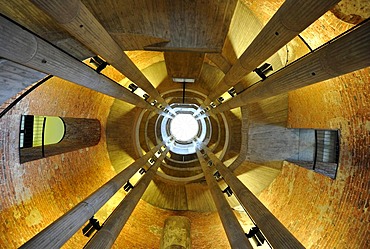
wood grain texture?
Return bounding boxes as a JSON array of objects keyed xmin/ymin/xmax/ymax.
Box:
[
  {"xmin": 0, "ymin": 0, "xmax": 93, "ymax": 60},
  {"xmin": 20, "ymin": 144, "xmax": 161, "ymax": 248},
  {"xmin": 207, "ymin": 0, "xmax": 341, "ymax": 103},
  {"xmin": 205, "ymin": 147, "xmax": 304, "ymax": 248},
  {"xmin": 197, "ymin": 149, "xmax": 252, "ymax": 249},
  {"xmin": 31, "ymin": 0, "xmax": 168, "ymax": 108},
  {"xmin": 0, "ymin": 16, "xmax": 154, "ymax": 110},
  {"xmin": 0, "ymin": 60, "xmax": 46, "ymax": 106},
  {"xmin": 82, "ymin": 0, "xmax": 238, "ymax": 52},
  {"xmin": 84, "ymin": 148, "xmax": 169, "ymax": 249},
  {"xmin": 215, "ymin": 21, "xmax": 370, "ymax": 112},
  {"xmin": 164, "ymin": 52, "xmax": 204, "ymax": 80}
]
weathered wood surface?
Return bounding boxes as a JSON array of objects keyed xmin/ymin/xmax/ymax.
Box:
[
  {"xmin": 204, "ymin": 147, "xmax": 305, "ymax": 248},
  {"xmin": 196, "ymin": 149, "xmax": 252, "ymax": 249},
  {"xmin": 0, "ymin": 16, "xmax": 155, "ymax": 110},
  {"xmin": 214, "ymin": 20, "xmax": 370, "ymax": 113},
  {"xmin": 205, "ymin": 0, "xmax": 341, "ymax": 105},
  {"xmin": 20, "ymin": 144, "xmax": 163, "ymax": 249}
]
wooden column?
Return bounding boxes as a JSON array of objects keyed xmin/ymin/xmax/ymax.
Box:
[
  {"xmin": 31, "ymin": 0, "xmax": 168, "ymax": 109},
  {"xmin": 203, "ymin": 147, "xmax": 305, "ymax": 249},
  {"xmin": 204, "ymin": 0, "xmax": 340, "ymax": 105},
  {"xmin": 0, "ymin": 15, "xmax": 156, "ymax": 111},
  {"xmin": 20, "ymin": 144, "xmax": 163, "ymax": 249},
  {"xmin": 196, "ymin": 149, "xmax": 252, "ymax": 249},
  {"xmin": 84, "ymin": 147, "xmax": 170, "ymax": 249},
  {"xmin": 214, "ymin": 20, "xmax": 370, "ymax": 113}
]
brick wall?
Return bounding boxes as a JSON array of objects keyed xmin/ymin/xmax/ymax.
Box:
[
  {"xmin": 0, "ymin": 73, "xmax": 230, "ymax": 248},
  {"xmin": 0, "ymin": 76, "xmax": 116, "ymax": 248},
  {"xmin": 259, "ymin": 68, "xmax": 369, "ymax": 248},
  {"xmin": 244, "ymin": 1, "xmax": 369, "ymax": 247}
]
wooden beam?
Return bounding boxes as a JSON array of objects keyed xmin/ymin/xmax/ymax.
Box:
[
  {"xmin": 213, "ymin": 20, "xmax": 370, "ymax": 113},
  {"xmin": 145, "ymin": 45, "xmax": 220, "ymax": 53},
  {"xmin": 203, "ymin": 147, "xmax": 305, "ymax": 249},
  {"xmin": 204, "ymin": 0, "xmax": 341, "ymax": 105},
  {"xmin": 31, "ymin": 0, "xmax": 168, "ymax": 108},
  {"xmin": 84, "ymin": 148, "xmax": 169, "ymax": 249},
  {"xmin": 196, "ymin": 149, "xmax": 252, "ymax": 249},
  {"xmin": 164, "ymin": 52, "xmax": 205, "ymax": 80},
  {"xmin": 0, "ymin": 15, "xmax": 155, "ymax": 111},
  {"xmin": 206, "ymin": 53, "xmax": 232, "ymax": 73},
  {"xmin": 0, "ymin": 59, "xmax": 46, "ymax": 106},
  {"xmin": 20, "ymin": 144, "xmax": 163, "ymax": 249}
]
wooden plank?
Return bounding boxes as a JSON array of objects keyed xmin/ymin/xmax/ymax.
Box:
[
  {"xmin": 83, "ymin": 0, "xmax": 237, "ymax": 51},
  {"xmin": 205, "ymin": 148, "xmax": 304, "ymax": 248},
  {"xmin": 31, "ymin": 0, "xmax": 168, "ymax": 108},
  {"xmin": 214, "ymin": 21, "xmax": 370, "ymax": 113},
  {"xmin": 206, "ymin": 0, "xmax": 341, "ymax": 104},
  {"xmin": 0, "ymin": 60, "xmax": 46, "ymax": 106},
  {"xmin": 164, "ymin": 52, "xmax": 204, "ymax": 80},
  {"xmin": 0, "ymin": 16, "xmax": 154, "ymax": 110}
]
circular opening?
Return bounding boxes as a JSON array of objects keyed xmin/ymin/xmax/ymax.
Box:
[{"xmin": 170, "ymin": 114, "xmax": 199, "ymax": 142}]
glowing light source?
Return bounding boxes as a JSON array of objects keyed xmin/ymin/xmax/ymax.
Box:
[{"xmin": 170, "ymin": 114, "xmax": 199, "ymax": 142}]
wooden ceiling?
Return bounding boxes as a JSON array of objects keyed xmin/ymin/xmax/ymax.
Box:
[
  {"xmin": 0, "ymin": 0, "xmax": 239, "ymax": 90},
  {"xmin": 164, "ymin": 52, "xmax": 204, "ymax": 80},
  {"xmin": 82, "ymin": 0, "xmax": 238, "ymax": 52}
]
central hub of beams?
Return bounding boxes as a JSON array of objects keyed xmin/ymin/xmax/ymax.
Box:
[{"xmin": 170, "ymin": 114, "xmax": 199, "ymax": 142}]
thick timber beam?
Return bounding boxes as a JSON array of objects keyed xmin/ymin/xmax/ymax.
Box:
[
  {"xmin": 0, "ymin": 15, "xmax": 156, "ymax": 111},
  {"xmin": 31, "ymin": 0, "xmax": 168, "ymax": 109},
  {"xmin": 196, "ymin": 149, "xmax": 252, "ymax": 249},
  {"xmin": 84, "ymin": 147, "xmax": 170, "ymax": 249},
  {"xmin": 203, "ymin": 147, "xmax": 305, "ymax": 249},
  {"xmin": 213, "ymin": 20, "xmax": 370, "ymax": 113},
  {"xmin": 204, "ymin": 0, "xmax": 340, "ymax": 106},
  {"xmin": 20, "ymin": 144, "xmax": 163, "ymax": 249}
]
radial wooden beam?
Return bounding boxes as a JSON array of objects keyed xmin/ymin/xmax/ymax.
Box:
[
  {"xmin": 213, "ymin": 20, "xmax": 370, "ymax": 113},
  {"xmin": 84, "ymin": 148, "xmax": 169, "ymax": 249},
  {"xmin": 31, "ymin": 0, "xmax": 168, "ymax": 109},
  {"xmin": 0, "ymin": 15, "xmax": 156, "ymax": 111},
  {"xmin": 203, "ymin": 147, "xmax": 305, "ymax": 249},
  {"xmin": 206, "ymin": 53, "xmax": 232, "ymax": 74},
  {"xmin": 196, "ymin": 149, "xmax": 252, "ymax": 249},
  {"xmin": 204, "ymin": 0, "xmax": 341, "ymax": 105},
  {"xmin": 20, "ymin": 143, "xmax": 163, "ymax": 249}
]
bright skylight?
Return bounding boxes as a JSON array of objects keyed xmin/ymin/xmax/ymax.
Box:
[{"xmin": 170, "ymin": 114, "xmax": 199, "ymax": 142}]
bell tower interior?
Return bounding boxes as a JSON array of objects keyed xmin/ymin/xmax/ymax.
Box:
[{"xmin": 0, "ymin": 0, "xmax": 369, "ymax": 248}]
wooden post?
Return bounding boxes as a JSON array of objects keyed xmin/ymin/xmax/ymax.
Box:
[
  {"xmin": 0, "ymin": 15, "xmax": 156, "ymax": 111},
  {"xmin": 196, "ymin": 149, "xmax": 252, "ymax": 249},
  {"xmin": 20, "ymin": 144, "xmax": 163, "ymax": 249},
  {"xmin": 214, "ymin": 20, "xmax": 370, "ymax": 113},
  {"xmin": 203, "ymin": 147, "xmax": 305, "ymax": 249},
  {"xmin": 204, "ymin": 0, "xmax": 340, "ymax": 105},
  {"xmin": 84, "ymin": 147, "xmax": 169, "ymax": 249},
  {"xmin": 30, "ymin": 0, "xmax": 168, "ymax": 109}
]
